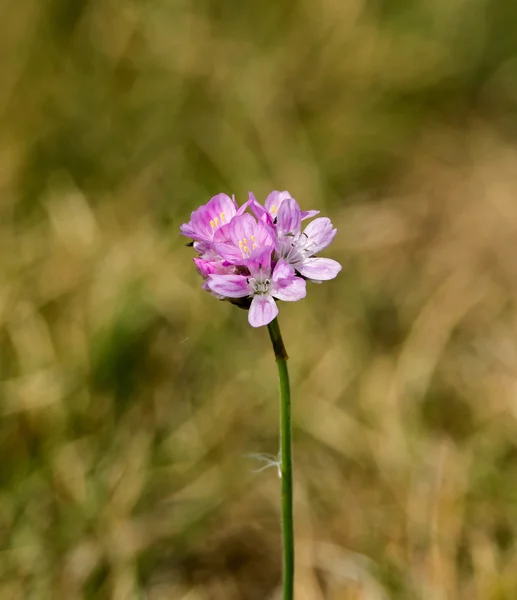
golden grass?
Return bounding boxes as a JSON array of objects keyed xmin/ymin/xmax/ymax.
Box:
[{"xmin": 2, "ymin": 1, "xmax": 517, "ymax": 598}]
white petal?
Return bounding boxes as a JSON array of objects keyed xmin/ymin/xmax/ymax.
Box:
[
  {"xmin": 298, "ymin": 258, "xmax": 342, "ymax": 281},
  {"xmin": 248, "ymin": 295, "xmax": 278, "ymax": 327},
  {"xmin": 273, "ymin": 277, "xmax": 306, "ymax": 302}
]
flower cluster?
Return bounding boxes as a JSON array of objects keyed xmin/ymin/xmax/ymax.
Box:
[{"xmin": 180, "ymin": 191, "xmax": 341, "ymax": 327}]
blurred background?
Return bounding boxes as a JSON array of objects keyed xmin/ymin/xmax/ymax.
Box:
[{"xmin": 2, "ymin": 1, "xmax": 517, "ymax": 598}]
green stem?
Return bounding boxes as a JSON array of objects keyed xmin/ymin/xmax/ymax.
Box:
[{"xmin": 267, "ymin": 316, "xmax": 294, "ymax": 600}]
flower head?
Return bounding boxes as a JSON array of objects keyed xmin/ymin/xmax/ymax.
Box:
[{"xmin": 180, "ymin": 190, "xmax": 341, "ymax": 327}]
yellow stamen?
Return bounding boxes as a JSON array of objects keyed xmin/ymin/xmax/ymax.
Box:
[
  {"xmin": 221, "ymin": 211, "xmax": 225, "ymax": 222},
  {"xmin": 210, "ymin": 219, "xmax": 215, "ymax": 229}
]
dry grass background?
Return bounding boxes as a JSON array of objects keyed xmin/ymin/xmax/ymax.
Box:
[{"xmin": 2, "ymin": 0, "xmax": 517, "ymax": 598}]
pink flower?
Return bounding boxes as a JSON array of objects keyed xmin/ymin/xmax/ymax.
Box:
[
  {"xmin": 257, "ymin": 196, "xmax": 341, "ymax": 282},
  {"xmin": 207, "ymin": 248, "xmax": 306, "ymax": 327},
  {"xmin": 180, "ymin": 193, "xmax": 247, "ymax": 246},
  {"xmin": 213, "ymin": 213, "xmax": 274, "ymax": 265},
  {"xmin": 180, "ymin": 190, "xmax": 340, "ymax": 327}
]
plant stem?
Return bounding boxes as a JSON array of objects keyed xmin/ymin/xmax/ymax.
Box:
[{"xmin": 267, "ymin": 316, "xmax": 294, "ymax": 600}]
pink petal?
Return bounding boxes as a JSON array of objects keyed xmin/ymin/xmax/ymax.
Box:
[
  {"xmin": 213, "ymin": 222, "xmax": 232, "ymax": 244},
  {"xmin": 272, "ymin": 259, "xmax": 296, "ymax": 282},
  {"xmin": 180, "ymin": 223, "xmax": 197, "ymax": 238},
  {"xmin": 180, "ymin": 193, "xmax": 237, "ymax": 242},
  {"xmin": 301, "ymin": 209, "xmax": 320, "ymax": 220},
  {"xmin": 208, "ymin": 193, "xmax": 237, "ymax": 225},
  {"xmin": 194, "ymin": 257, "xmax": 235, "ymax": 278},
  {"xmin": 254, "ymin": 218, "xmax": 275, "ymax": 247},
  {"xmin": 236, "ymin": 194, "xmax": 253, "ymax": 215},
  {"xmin": 213, "ymin": 221, "xmax": 248, "ymax": 263},
  {"xmin": 272, "ymin": 276, "xmax": 306, "ymax": 302},
  {"xmin": 213, "ymin": 242, "xmax": 247, "ymax": 263},
  {"xmin": 297, "ymin": 257, "xmax": 342, "ymax": 281},
  {"xmin": 248, "ymin": 295, "xmax": 278, "ymax": 327},
  {"xmin": 193, "ymin": 240, "xmax": 211, "ymax": 254},
  {"xmin": 207, "ymin": 274, "xmax": 250, "ymax": 298},
  {"xmin": 276, "ymin": 198, "xmax": 302, "ymax": 236},
  {"xmin": 193, "ymin": 257, "xmax": 215, "ymax": 277},
  {"xmin": 265, "ymin": 190, "xmax": 291, "ymax": 214},
  {"xmin": 228, "ymin": 213, "xmax": 258, "ymax": 245},
  {"xmin": 247, "ymin": 246, "xmax": 274, "ymax": 276},
  {"xmin": 249, "ymin": 191, "xmax": 271, "ymax": 223},
  {"xmin": 302, "ymin": 218, "xmax": 337, "ymax": 254}
]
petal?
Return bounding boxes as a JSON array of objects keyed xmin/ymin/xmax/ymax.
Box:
[
  {"xmin": 253, "ymin": 218, "xmax": 275, "ymax": 247},
  {"xmin": 236, "ymin": 193, "xmax": 253, "ymax": 215},
  {"xmin": 179, "ymin": 222, "xmax": 197, "ymax": 238},
  {"xmin": 213, "ymin": 242, "xmax": 247, "ymax": 263},
  {"xmin": 181, "ymin": 220, "xmax": 212, "ymax": 243},
  {"xmin": 194, "ymin": 257, "xmax": 235, "ymax": 277},
  {"xmin": 272, "ymin": 276, "xmax": 307, "ymax": 302},
  {"xmin": 249, "ymin": 191, "xmax": 270, "ymax": 222},
  {"xmin": 301, "ymin": 209, "xmax": 320, "ymax": 220},
  {"xmin": 207, "ymin": 193, "xmax": 237, "ymax": 226},
  {"xmin": 254, "ymin": 218, "xmax": 277, "ymax": 246},
  {"xmin": 228, "ymin": 213, "xmax": 258, "ymax": 245},
  {"xmin": 247, "ymin": 246, "xmax": 274, "ymax": 276},
  {"xmin": 212, "ymin": 220, "xmax": 247, "ymax": 263},
  {"xmin": 193, "ymin": 257, "xmax": 214, "ymax": 277},
  {"xmin": 302, "ymin": 218, "xmax": 337, "ymax": 254},
  {"xmin": 248, "ymin": 295, "xmax": 278, "ymax": 327},
  {"xmin": 265, "ymin": 190, "xmax": 291, "ymax": 214},
  {"xmin": 212, "ymin": 222, "xmax": 233, "ymax": 243},
  {"xmin": 207, "ymin": 274, "xmax": 250, "ymax": 297},
  {"xmin": 180, "ymin": 193, "xmax": 237, "ymax": 242},
  {"xmin": 276, "ymin": 198, "xmax": 302, "ymax": 236},
  {"xmin": 297, "ymin": 257, "xmax": 342, "ymax": 281},
  {"xmin": 192, "ymin": 240, "xmax": 211, "ymax": 254},
  {"xmin": 272, "ymin": 259, "xmax": 296, "ymax": 282},
  {"xmin": 202, "ymin": 279, "xmax": 226, "ymax": 299},
  {"xmin": 213, "ymin": 213, "xmax": 275, "ymax": 264}
]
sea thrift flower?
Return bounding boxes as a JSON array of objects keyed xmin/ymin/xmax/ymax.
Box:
[
  {"xmin": 180, "ymin": 193, "xmax": 246, "ymax": 248},
  {"xmin": 213, "ymin": 213, "xmax": 273, "ymax": 265},
  {"xmin": 180, "ymin": 190, "xmax": 341, "ymax": 327},
  {"xmin": 272, "ymin": 198, "xmax": 341, "ymax": 281}
]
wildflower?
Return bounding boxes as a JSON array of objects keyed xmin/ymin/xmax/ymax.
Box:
[
  {"xmin": 180, "ymin": 191, "xmax": 340, "ymax": 327},
  {"xmin": 213, "ymin": 213, "xmax": 273, "ymax": 265},
  {"xmin": 180, "ymin": 193, "xmax": 245, "ymax": 247},
  {"xmin": 257, "ymin": 196, "xmax": 341, "ymax": 281}
]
